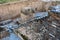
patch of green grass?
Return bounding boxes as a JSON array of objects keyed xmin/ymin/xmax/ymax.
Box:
[{"xmin": 0, "ymin": 0, "xmax": 20, "ymax": 4}]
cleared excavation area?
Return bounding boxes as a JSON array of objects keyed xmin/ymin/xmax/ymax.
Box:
[{"xmin": 0, "ymin": 0, "xmax": 60, "ymax": 40}]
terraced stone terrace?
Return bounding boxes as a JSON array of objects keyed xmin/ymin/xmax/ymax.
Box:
[
  {"xmin": 16, "ymin": 12, "xmax": 60, "ymax": 40},
  {"xmin": 0, "ymin": 11, "xmax": 60, "ymax": 40}
]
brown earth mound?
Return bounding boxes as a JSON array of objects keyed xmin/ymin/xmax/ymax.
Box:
[{"xmin": 0, "ymin": 0, "xmax": 57, "ymax": 21}]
